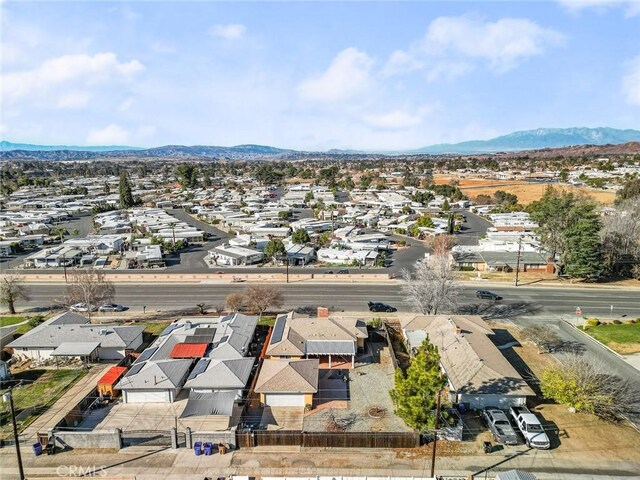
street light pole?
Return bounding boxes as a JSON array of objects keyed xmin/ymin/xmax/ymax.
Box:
[
  {"xmin": 430, "ymin": 388, "xmax": 442, "ymax": 479},
  {"xmin": 285, "ymin": 257, "xmax": 289, "ymax": 284},
  {"xmin": 3, "ymin": 390, "xmax": 25, "ymax": 480},
  {"xmin": 514, "ymin": 236, "xmax": 523, "ymax": 287}
]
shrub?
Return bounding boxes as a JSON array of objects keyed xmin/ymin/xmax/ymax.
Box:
[
  {"xmin": 367, "ymin": 317, "xmax": 383, "ymax": 329},
  {"xmin": 585, "ymin": 318, "xmax": 600, "ymax": 327},
  {"xmin": 612, "ymin": 319, "xmax": 622, "ymax": 324},
  {"xmin": 27, "ymin": 315, "xmax": 45, "ymax": 328}
]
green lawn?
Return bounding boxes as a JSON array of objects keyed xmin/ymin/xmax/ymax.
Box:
[
  {"xmin": 0, "ymin": 316, "xmax": 26, "ymax": 327},
  {"xmin": 258, "ymin": 316, "xmax": 276, "ymax": 327},
  {"xmin": 583, "ymin": 322, "xmax": 640, "ymax": 354},
  {"xmin": 136, "ymin": 321, "xmax": 172, "ymax": 335},
  {"xmin": 0, "ymin": 369, "xmax": 87, "ymax": 437}
]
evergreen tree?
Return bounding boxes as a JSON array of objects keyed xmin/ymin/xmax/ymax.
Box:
[
  {"xmin": 291, "ymin": 228, "xmax": 311, "ymax": 245},
  {"xmin": 264, "ymin": 238, "xmax": 286, "ymax": 261},
  {"xmin": 390, "ymin": 338, "xmax": 446, "ymax": 431},
  {"xmin": 563, "ymin": 206, "xmax": 602, "ymax": 277},
  {"xmin": 119, "ymin": 172, "xmax": 135, "ymax": 209}
]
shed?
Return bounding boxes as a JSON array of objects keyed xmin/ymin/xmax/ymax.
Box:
[
  {"xmin": 97, "ymin": 366, "xmax": 128, "ymax": 397},
  {"xmin": 51, "ymin": 341, "xmax": 100, "ymax": 360}
]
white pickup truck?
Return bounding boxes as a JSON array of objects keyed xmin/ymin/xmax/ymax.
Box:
[{"xmin": 509, "ymin": 406, "xmax": 550, "ymax": 449}]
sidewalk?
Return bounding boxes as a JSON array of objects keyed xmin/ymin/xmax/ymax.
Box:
[
  {"xmin": 2, "ymin": 443, "xmax": 639, "ymax": 480},
  {"xmin": 20, "ymin": 364, "xmax": 112, "ymax": 442}
]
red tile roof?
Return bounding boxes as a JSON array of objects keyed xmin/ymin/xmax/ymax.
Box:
[
  {"xmin": 169, "ymin": 343, "xmax": 208, "ymax": 359},
  {"xmin": 97, "ymin": 366, "xmax": 128, "ymax": 387}
]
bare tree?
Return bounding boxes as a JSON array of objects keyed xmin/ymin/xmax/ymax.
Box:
[
  {"xmin": 600, "ymin": 197, "xmax": 640, "ymax": 278},
  {"xmin": 225, "ymin": 292, "xmax": 245, "ymax": 312},
  {"xmin": 401, "ymin": 254, "xmax": 460, "ymax": 315},
  {"xmin": 428, "ymin": 234, "xmax": 456, "ymax": 256},
  {"xmin": 245, "ymin": 285, "xmax": 284, "ymax": 319},
  {"xmin": 541, "ymin": 353, "xmax": 640, "ymax": 422},
  {"xmin": 0, "ymin": 275, "xmax": 30, "ymax": 314},
  {"xmin": 65, "ymin": 268, "xmax": 115, "ymax": 320},
  {"xmin": 521, "ymin": 324, "xmax": 561, "ymax": 354}
]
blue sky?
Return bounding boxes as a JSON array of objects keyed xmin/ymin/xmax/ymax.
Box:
[{"xmin": 1, "ymin": 1, "xmax": 639, "ymax": 150}]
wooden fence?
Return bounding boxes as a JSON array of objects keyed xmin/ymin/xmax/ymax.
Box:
[{"xmin": 236, "ymin": 430, "xmax": 419, "ymax": 449}]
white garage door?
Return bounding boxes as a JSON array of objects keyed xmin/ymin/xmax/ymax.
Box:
[
  {"xmin": 125, "ymin": 390, "xmax": 170, "ymax": 403},
  {"xmin": 460, "ymin": 394, "xmax": 525, "ymax": 410},
  {"xmin": 264, "ymin": 394, "xmax": 305, "ymax": 407}
]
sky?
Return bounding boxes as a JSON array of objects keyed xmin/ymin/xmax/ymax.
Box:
[{"xmin": 1, "ymin": 0, "xmax": 639, "ymax": 151}]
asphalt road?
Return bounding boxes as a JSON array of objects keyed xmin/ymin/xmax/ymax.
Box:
[{"xmin": 15, "ymin": 282, "xmax": 640, "ymax": 320}]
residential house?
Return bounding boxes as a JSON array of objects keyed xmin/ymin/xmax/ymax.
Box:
[
  {"xmin": 254, "ymin": 358, "xmax": 319, "ymax": 407},
  {"xmin": 401, "ymin": 315, "xmax": 535, "ymax": 409}
]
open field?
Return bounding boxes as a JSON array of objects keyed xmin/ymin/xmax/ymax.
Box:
[
  {"xmin": 582, "ymin": 321, "xmax": 640, "ymax": 354},
  {"xmin": 434, "ymin": 174, "xmax": 617, "ymax": 205}
]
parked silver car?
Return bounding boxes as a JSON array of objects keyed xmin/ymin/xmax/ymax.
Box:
[{"xmin": 482, "ymin": 408, "xmax": 519, "ymax": 445}]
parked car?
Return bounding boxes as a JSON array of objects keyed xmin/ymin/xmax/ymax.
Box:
[
  {"xmin": 337, "ymin": 269, "xmax": 349, "ymax": 274},
  {"xmin": 368, "ymin": 301, "xmax": 397, "ymax": 313},
  {"xmin": 510, "ymin": 405, "xmax": 550, "ymax": 449},
  {"xmin": 482, "ymin": 408, "xmax": 519, "ymax": 445},
  {"xmin": 325, "ymin": 270, "xmax": 334, "ymax": 274},
  {"xmin": 476, "ymin": 290, "xmax": 502, "ymax": 301},
  {"xmin": 70, "ymin": 303, "xmax": 97, "ymax": 312},
  {"xmin": 98, "ymin": 303, "xmax": 125, "ymax": 312}
]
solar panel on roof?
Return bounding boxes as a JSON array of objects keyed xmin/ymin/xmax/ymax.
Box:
[
  {"xmin": 127, "ymin": 361, "xmax": 146, "ymax": 376},
  {"xmin": 185, "ymin": 334, "xmax": 214, "ymax": 344},
  {"xmin": 194, "ymin": 327, "xmax": 216, "ymax": 336},
  {"xmin": 137, "ymin": 347, "xmax": 157, "ymax": 362},
  {"xmin": 271, "ymin": 315, "xmax": 286, "ymax": 343},
  {"xmin": 187, "ymin": 358, "xmax": 210, "ymax": 381}
]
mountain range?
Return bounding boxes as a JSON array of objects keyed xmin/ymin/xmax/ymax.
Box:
[{"xmin": 2, "ymin": 127, "xmax": 639, "ymax": 159}]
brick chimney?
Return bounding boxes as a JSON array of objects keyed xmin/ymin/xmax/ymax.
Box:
[
  {"xmin": 455, "ymin": 326, "xmax": 462, "ymax": 336},
  {"xmin": 317, "ymin": 306, "xmax": 329, "ymax": 318}
]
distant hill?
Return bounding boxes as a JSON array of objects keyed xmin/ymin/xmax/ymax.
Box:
[
  {"xmin": 0, "ymin": 143, "xmax": 294, "ymax": 160},
  {"xmin": 413, "ymin": 127, "xmax": 640, "ymax": 154},
  {"xmin": 0, "ymin": 141, "xmax": 142, "ymax": 152}
]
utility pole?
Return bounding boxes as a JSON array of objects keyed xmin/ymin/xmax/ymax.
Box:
[
  {"xmin": 62, "ymin": 252, "xmax": 68, "ymax": 283},
  {"xmin": 3, "ymin": 391, "xmax": 25, "ymax": 480},
  {"xmin": 430, "ymin": 388, "xmax": 442, "ymax": 479},
  {"xmin": 514, "ymin": 236, "xmax": 523, "ymax": 287}
]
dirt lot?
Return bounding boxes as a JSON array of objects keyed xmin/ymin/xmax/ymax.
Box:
[
  {"xmin": 435, "ymin": 174, "xmax": 617, "ymax": 205},
  {"xmin": 488, "ymin": 322, "xmax": 640, "ymax": 462}
]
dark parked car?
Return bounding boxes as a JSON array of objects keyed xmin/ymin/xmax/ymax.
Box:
[
  {"xmin": 482, "ymin": 408, "xmax": 519, "ymax": 445},
  {"xmin": 476, "ymin": 290, "xmax": 502, "ymax": 301},
  {"xmin": 337, "ymin": 269, "xmax": 349, "ymax": 274},
  {"xmin": 368, "ymin": 301, "xmax": 397, "ymax": 313}
]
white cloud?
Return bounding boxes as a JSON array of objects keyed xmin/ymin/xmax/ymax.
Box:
[
  {"xmin": 86, "ymin": 124, "xmax": 129, "ymax": 145},
  {"xmin": 422, "ymin": 16, "xmax": 565, "ymax": 72},
  {"xmin": 1, "ymin": 52, "xmax": 144, "ymax": 102},
  {"xmin": 622, "ymin": 56, "xmax": 640, "ymax": 106},
  {"xmin": 56, "ymin": 91, "xmax": 91, "ymax": 109},
  {"xmin": 557, "ymin": 0, "xmax": 640, "ymax": 17},
  {"xmin": 362, "ymin": 109, "xmax": 424, "ymax": 130},
  {"xmin": 118, "ymin": 97, "xmax": 135, "ymax": 112},
  {"xmin": 297, "ymin": 47, "xmax": 374, "ymax": 103},
  {"xmin": 383, "ymin": 50, "xmax": 423, "ymax": 77},
  {"xmin": 425, "ymin": 61, "xmax": 474, "ymax": 82},
  {"xmin": 208, "ymin": 24, "xmax": 246, "ymax": 40}
]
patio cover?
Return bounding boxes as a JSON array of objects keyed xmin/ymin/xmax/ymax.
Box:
[
  {"xmin": 180, "ymin": 390, "xmax": 237, "ymax": 418},
  {"xmin": 51, "ymin": 341, "xmax": 100, "ymax": 357}
]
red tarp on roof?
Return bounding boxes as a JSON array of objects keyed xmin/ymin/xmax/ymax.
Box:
[
  {"xmin": 97, "ymin": 366, "xmax": 128, "ymax": 386},
  {"xmin": 169, "ymin": 343, "xmax": 208, "ymax": 359}
]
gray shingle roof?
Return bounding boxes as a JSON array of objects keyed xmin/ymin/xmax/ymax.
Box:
[
  {"xmin": 116, "ymin": 359, "xmax": 192, "ymax": 390},
  {"xmin": 255, "ymin": 359, "xmax": 319, "ymax": 394},
  {"xmin": 184, "ymin": 358, "xmax": 254, "ymax": 389},
  {"xmin": 8, "ymin": 324, "xmax": 144, "ymax": 349}
]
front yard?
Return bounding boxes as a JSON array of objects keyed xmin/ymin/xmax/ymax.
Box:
[
  {"xmin": 0, "ymin": 368, "xmax": 87, "ymax": 438},
  {"xmin": 581, "ymin": 321, "xmax": 640, "ymax": 354}
]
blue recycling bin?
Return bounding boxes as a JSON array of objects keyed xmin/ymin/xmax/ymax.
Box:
[
  {"xmin": 194, "ymin": 441, "xmax": 202, "ymax": 456},
  {"xmin": 33, "ymin": 443, "xmax": 42, "ymax": 456},
  {"xmin": 203, "ymin": 442, "xmax": 213, "ymax": 455}
]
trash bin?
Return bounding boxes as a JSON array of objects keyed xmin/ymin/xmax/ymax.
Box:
[
  {"xmin": 194, "ymin": 441, "xmax": 202, "ymax": 456},
  {"xmin": 483, "ymin": 441, "xmax": 493, "ymax": 454},
  {"xmin": 218, "ymin": 443, "xmax": 226, "ymax": 455},
  {"xmin": 33, "ymin": 443, "xmax": 42, "ymax": 456},
  {"xmin": 203, "ymin": 442, "xmax": 213, "ymax": 455}
]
